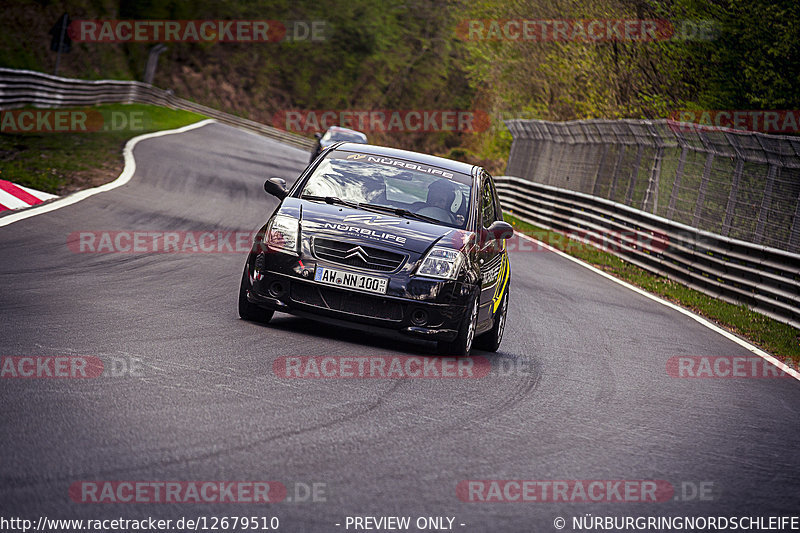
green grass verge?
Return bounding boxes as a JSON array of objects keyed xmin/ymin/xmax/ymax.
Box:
[
  {"xmin": 0, "ymin": 104, "xmax": 206, "ymax": 195},
  {"xmin": 505, "ymin": 213, "xmax": 800, "ymax": 365}
]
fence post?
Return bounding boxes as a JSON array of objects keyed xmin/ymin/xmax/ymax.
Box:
[
  {"xmin": 721, "ymin": 132, "xmax": 745, "ymax": 237},
  {"xmin": 754, "ymin": 164, "xmax": 777, "ymax": 244},
  {"xmin": 720, "ymin": 159, "xmax": 744, "ymax": 236},
  {"xmin": 692, "ymin": 131, "xmax": 715, "ymax": 228},
  {"xmin": 641, "ymin": 122, "xmax": 663, "ymax": 213},
  {"xmin": 504, "ymin": 120, "xmax": 521, "ymax": 177},
  {"xmin": 608, "ymin": 123, "xmax": 626, "ymax": 202},
  {"xmin": 625, "ymin": 142, "xmax": 643, "ymax": 205},
  {"xmin": 789, "ymin": 189, "xmax": 800, "ymax": 254},
  {"xmin": 752, "ymin": 134, "xmax": 780, "ymax": 245},
  {"xmin": 591, "ymin": 143, "xmax": 609, "ymax": 197},
  {"xmin": 522, "ymin": 122, "xmax": 540, "ymax": 182}
]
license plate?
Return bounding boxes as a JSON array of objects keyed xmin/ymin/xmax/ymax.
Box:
[{"xmin": 314, "ymin": 267, "xmax": 388, "ymax": 294}]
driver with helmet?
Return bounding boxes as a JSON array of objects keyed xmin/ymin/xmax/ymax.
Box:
[{"xmin": 427, "ymin": 179, "xmax": 456, "ymax": 211}]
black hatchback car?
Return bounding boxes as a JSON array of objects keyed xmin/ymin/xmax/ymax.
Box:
[{"xmin": 239, "ymin": 143, "xmax": 513, "ymax": 355}]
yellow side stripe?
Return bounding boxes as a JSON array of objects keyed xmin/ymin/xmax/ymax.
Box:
[{"xmin": 492, "ymin": 254, "xmax": 509, "ymax": 313}]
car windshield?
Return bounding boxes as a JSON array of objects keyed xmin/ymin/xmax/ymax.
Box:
[{"xmin": 300, "ymin": 151, "xmax": 472, "ymax": 228}]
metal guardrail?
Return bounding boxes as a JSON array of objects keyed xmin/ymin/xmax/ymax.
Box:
[
  {"xmin": 0, "ymin": 67, "xmax": 316, "ymax": 150},
  {"xmin": 496, "ymin": 176, "xmax": 800, "ymax": 329}
]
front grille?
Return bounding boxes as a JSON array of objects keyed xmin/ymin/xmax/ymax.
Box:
[
  {"xmin": 291, "ymin": 282, "xmax": 403, "ymax": 321},
  {"xmin": 313, "ymin": 238, "xmax": 405, "ymax": 272}
]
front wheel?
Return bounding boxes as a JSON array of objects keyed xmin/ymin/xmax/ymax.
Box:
[
  {"xmin": 474, "ymin": 287, "xmax": 508, "ymax": 352},
  {"xmin": 238, "ymin": 265, "xmax": 274, "ymax": 324},
  {"xmin": 437, "ymin": 296, "xmax": 479, "ymax": 356}
]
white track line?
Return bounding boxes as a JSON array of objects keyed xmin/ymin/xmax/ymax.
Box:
[
  {"xmin": 0, "ymin": 119, "xmax": 217, "ymax": 228},
  {"xmin": 514, "ymin": 230, "xmax": 800, "ymax": 383}
]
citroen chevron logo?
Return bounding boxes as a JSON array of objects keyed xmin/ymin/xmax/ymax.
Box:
[{"xmin": 344, "ymin": 246, "xmax": 370, "ymax": 263}]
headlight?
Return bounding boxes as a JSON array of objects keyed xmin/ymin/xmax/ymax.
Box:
[
  {"xmin": 267, "ymin": 214, "xmax": 299, "ymax": 255},
  {"xmin": 417, "ymin": 247, "xmax": 464, "ymax": 280}
]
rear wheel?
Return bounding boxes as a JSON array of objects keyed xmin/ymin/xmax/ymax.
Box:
[
  {"xmin": 474, "ymin": 287, "xmax": 508, "ymax": 352},
  {"xmin": 238, "ymin": 265, "xmax": 274, "ymax": 323},
  {"xmin": 437, "ymin": 296, "xmax": 478, "ymax": 356}
]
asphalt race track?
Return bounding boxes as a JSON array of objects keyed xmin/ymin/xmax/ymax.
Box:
[{"xmin": 1, "ymin": 121, "xmax": 799, "ymax": 532}]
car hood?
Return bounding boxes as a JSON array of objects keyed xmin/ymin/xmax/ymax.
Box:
[{"xmin": 280, "ymin": 198, "xmax": 467, "ymax": 255}]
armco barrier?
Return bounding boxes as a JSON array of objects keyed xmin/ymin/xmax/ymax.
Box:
[
  {"xmin": 496, "ymin": 176, "xmax": 800, "ymax": 329},
  {"xmin": 0, "ymin": 67, "xmax": 315, "ymax": 150}
]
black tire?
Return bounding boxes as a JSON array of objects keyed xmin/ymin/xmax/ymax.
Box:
[
  {"xmin": 474, "ymin": 286, "xmax": 508, "ymax": 352},
  {"xmin": 437, "ymin": 295, "xmax": 479, "ymax": 356},
  {"xmin": 238, "ymin": 265, "xmax": 274, "ymax": 324}
]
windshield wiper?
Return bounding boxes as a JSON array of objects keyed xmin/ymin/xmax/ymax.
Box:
[
  {"xmin": 301, "ymin": 195, "xmax": 360, "ymax": 209},
  {"xmin": 359, "ymin": 203, "xmax": 441, "ymax": 224}
]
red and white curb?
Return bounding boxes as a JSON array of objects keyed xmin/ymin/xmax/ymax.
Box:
[{"xmin": 0, "ymin": 180, "xmax": 58, "ymax": 211}]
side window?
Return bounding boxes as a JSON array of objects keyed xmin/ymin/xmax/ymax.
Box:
[
  {"xmin": 481, "ymin": 177, "xmax": 496, "ymax": 229},
  {"xmin": 490, "ymin": 175, "xmax": 504, "ymax": 221}
]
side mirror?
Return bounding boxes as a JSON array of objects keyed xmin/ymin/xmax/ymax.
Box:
[
  {"xmin": 314, "ymin": 132, "xmax": 322, "ymax": 140},
  {"xmin": 487, "ymin": 220, "xmax": 514, "ymax": 240},
  {"xmin": 264, "ymin": 177, "xmax": 287, "ymax": 200}
]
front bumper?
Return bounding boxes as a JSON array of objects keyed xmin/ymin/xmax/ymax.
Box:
[{"xmin": 245, "ymin": 250, "xmax": 471, "ymax": 342}]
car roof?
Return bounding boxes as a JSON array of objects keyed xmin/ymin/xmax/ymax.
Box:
[
  {"xmin": 333, "ymin": 143, "xmax": 478, "ymax": 177},
  {"xmin": 327, "ymin": 126, "xmax": 367, "ymax": 139}
]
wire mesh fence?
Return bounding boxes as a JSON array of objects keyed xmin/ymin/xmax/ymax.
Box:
[{"xmin": 505, "ymin": 119, "xmax": 800, "ymax": 254}]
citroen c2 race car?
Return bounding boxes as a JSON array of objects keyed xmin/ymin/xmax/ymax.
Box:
[{"xmin": 238, "ymin": 143, "xmax": 513, "ymax": 355}]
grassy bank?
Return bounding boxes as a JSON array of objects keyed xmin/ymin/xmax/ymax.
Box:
[
  {"xmin": 0, "ymin": 104, "xmax": 206, "ymax": 195},
  {"xmin": 505, "ymin": 214, "xmax": 800, "ymax": 365}
]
